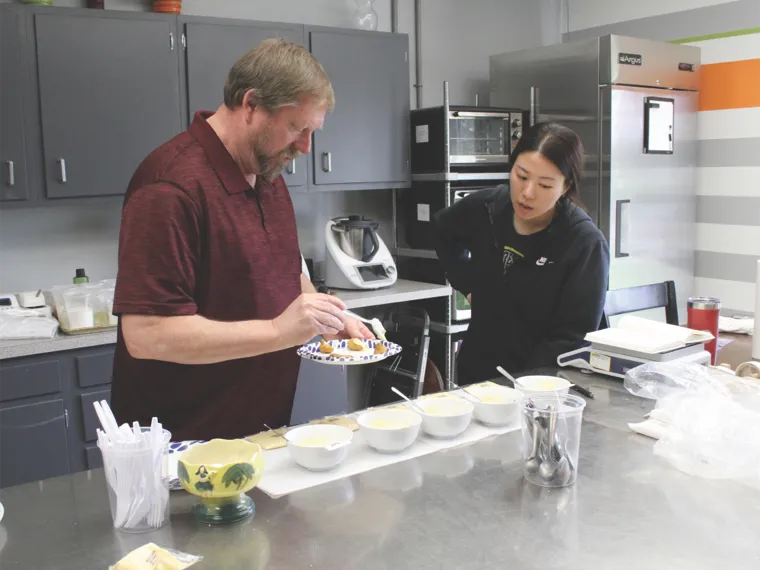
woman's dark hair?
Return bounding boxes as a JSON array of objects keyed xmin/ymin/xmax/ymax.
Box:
[{"xmin": 508, "ymin": 122, "xmax": 585, "ymax": 205}]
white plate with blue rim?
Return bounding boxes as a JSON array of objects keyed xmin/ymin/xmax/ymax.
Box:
[{"xmin": 297, "ymin": 338, "xmax": 402, "ymax": 366}]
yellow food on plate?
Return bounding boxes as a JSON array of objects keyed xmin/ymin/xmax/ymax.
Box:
[
  {"xmin": 319, "ymin": 340, "xmax": 334, "ymax": 354},
  {"xmin": 347, "ymin": 338, "xmax": 366, "ymax": 351},
  {"xmin": 295, "ymin": 436, "xmax": 332, "ymax": 447},
  {"xmin": 373, "ymin": 342, "xmax": 387, "ymax": 355},
  {"xmin": 367, "ymin": 418, "xmax": 411, "ymax": 429}
]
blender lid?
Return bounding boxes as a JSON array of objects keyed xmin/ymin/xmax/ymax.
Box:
[{"xmin": 333, "ymin": 215, "xmax": 379, "ymax": 230}]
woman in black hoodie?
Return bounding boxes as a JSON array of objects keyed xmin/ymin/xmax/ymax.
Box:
[{"xmin": 433, "ymin": 122, "xmax": 610, "ymax": 383}]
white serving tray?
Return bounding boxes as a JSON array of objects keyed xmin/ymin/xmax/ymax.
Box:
[{"xmin": 256, "ymin": 401, "xmax": 519, "ymax": 499}]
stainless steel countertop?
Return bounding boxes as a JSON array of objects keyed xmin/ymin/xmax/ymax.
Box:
[
  {"xmin": 0, "ymin": 280, "xmax": 451, "ymax": 360},
  {"xmin": 1, "ymin": 369, "xmax": 758, "ymax": 570}
]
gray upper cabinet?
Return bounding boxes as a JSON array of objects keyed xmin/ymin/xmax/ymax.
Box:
[
  {"xmin": 183, "ymin": 18, "xmax": 307, "ymax": 189},
  {"xmin": 34, "ymin": 12, "xmax": 183, "ymax": 199},
  {"xmin": 0, "ymin": 6, "xmax": 30, "ymax": 202},
  {"xmin": 309, "ymin": 29, "xmax": 410, "ymax": 189}
]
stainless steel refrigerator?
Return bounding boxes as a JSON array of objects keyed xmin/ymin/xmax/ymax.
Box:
[{"xmin": 489, "ymin": 35, "xmax": 700, "ymax": 322}]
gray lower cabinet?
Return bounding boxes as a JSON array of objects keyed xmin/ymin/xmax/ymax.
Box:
[
  {"xmin": 0, "ymin": 399, "xmax": 70, "ymax": 488},
  {"xmin": 0, "ymin": 5, "xmax": 30, "ymax": 202},
  {"xmin": 68, "ymin": 348, "xmax": 114, "ymax": 474},
  {"xmin": 33, "ymin": 10, "xmax": 183, "ymax": 198},
  {"xmin": 0, "ymin": 357, "xmax": 69, "ymax": 487},
  {"xmin": 182, "ymin": 17, "xmax": 307, "ymax": 189},
  {"xmin": 0, "ymin": 345, "xmax": 115, "ymax": 488},
  {"xmin": 309, "ymin": 28, "xmax": 410, "ymax": 189}
]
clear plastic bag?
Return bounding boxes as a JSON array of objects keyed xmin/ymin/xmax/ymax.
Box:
[
  {"xmin": 625, "ymin": 362, "xmax": 760, "ymax": 489},
  {"xmin": 110, "ymin": 543, "xmax": 202, "ymax": 569},
  {"xmin": 0, "ymin": 309, "xmax": 59, "ymax": 340}
]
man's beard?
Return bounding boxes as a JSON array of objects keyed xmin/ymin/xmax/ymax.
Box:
[{"xmin": 252, "ymin": 130, "xmax": 300, "ymax": 182}]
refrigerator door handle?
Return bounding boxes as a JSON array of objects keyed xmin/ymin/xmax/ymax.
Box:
[{"xmin": 615, "ymin": 199, "xmax": 631, "ymax": 258}]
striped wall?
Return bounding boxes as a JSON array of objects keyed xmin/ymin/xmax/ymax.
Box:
[{"xmin": 682, "ymin": 29, "xmax": 760, "ymax": 314}]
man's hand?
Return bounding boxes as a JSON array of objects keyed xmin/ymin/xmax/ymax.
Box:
[
  {"xmin": 272, "ymin": 293, "xmax": 346, "ymax": 346},
  {"xmin": 325, "ymin": 315, "xmax": 375, "ymax": 342}
]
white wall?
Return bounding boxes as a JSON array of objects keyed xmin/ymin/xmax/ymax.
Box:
[{"xmin": 567, "ymin": 0, "xmax": 738, "ymax": 31}]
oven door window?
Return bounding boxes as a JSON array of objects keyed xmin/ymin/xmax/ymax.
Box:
[{"xmin": 449, "ymin": 117, "xmax": 508, "ymax": 162}]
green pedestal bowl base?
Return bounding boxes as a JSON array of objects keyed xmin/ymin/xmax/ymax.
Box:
[{"xmin": 192, "ymin": 494, "xmax": 255, "ymax": 525}]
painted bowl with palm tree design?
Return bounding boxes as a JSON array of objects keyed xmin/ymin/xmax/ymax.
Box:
[{"xmin": 177, "ymin": 439, "xmax": 264, "ymax": 525}]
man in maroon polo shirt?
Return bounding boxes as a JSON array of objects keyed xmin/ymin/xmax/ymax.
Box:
[{"xmin": 111, "ymin": 39, "xmax": 372, "ymax": 441}]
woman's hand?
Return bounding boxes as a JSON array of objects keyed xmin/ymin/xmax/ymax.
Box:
[{"xmin": 467, "ymin": 294, "xmax": 472, "ymax": 305}]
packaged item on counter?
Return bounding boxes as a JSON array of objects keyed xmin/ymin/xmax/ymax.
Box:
[
  {"xmin": 246, "ymin": 428, "xmax": 288, "ymax": 450},
  {"xmin": 110, "ymin": 543, "xmax": 202, "ymax": 570},
  {"xmin": 309, "ymin": 415, "xmax": 359, "ymax": 431}
]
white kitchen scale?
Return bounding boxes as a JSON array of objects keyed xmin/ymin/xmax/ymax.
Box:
[{"xmin": 558, "ymin": 342, "xmax": 711, "ymax": 379}]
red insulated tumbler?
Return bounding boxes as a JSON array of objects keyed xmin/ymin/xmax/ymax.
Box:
[{"xmin": 687, "ymin": 297, "xmax": 721, "ymax": 365}]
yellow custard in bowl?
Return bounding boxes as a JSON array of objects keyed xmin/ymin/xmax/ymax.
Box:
[{"xmin": 357, "ymin": 409, "xmax": 422, "ymax": 453}]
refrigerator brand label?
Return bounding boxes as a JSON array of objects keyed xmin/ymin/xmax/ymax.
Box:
[
  {"xmin": 618, "ymin": 52, "xmax": 642, "ymax": 66},
  {"xmin": 678, "ymin": 62, "xmax": 695, "ymax": 72}
]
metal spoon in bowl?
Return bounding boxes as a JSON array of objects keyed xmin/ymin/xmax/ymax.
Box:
[
  {"xmin": 496, "ymin": 366, "xmax": 525, "ymax": 388},
  {"xmin": 450, "ymin": 381, "xmax": 483, "ymax": 403},
  {"xmin": 391, "ymin": 387, "xmax": 427, "ymax": 414}
]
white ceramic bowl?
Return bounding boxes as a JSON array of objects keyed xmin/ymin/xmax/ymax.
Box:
[
  {"xmin": 515, "ymin": 375, "xmax": 572, "ymax": 397},
  {"xmin": 466, "ymin": 385, "xmax": 521, "ymax": 426},
  {"xmin": 285, "ymin": 424, "xmax": 353, "ymax": 471},
  {"xmin": 357, "ymin": 408, "xmax": 422, "ymax": 453},
  {"xmin": 417, "ymin": 397, "xmax": 474, "ymax": 439}
]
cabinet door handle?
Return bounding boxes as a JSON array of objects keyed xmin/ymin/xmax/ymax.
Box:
[
  {"xmin": 169, "ymin": 32, "xmax": 175, "ymax": 51},
  {"xmin": 57, "ymin": 158, "xmax": 67, "ymax": 183},
  {"xmin": 615, "ymin": 199, "xmax": 631, "ymax": 258},
  {"xmin": 286, "ymin": 160, "xmax": 295, "ymax": 175},
  {"xmin": 321, "ymin": 152, "xmax": 332, "ymax": 173},
  {"xmin": 5, "ymin": 160, "xmax": 14, "ymax": 186},
  {"xmin": 64, "ymin": 408, "xmax": 69, "ymax": 428}
]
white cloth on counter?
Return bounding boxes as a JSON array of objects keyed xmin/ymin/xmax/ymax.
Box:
[
  {"xmin": 719, "ymin": 315, "xmax": 754, "ymax": 335},
  {"xmin": 0, "ymin": 309, "xmax": 59, "ymax": 340},
  {"xmin": 628, "ymin": 409, "xmax": 672, "ymax": 440}
]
